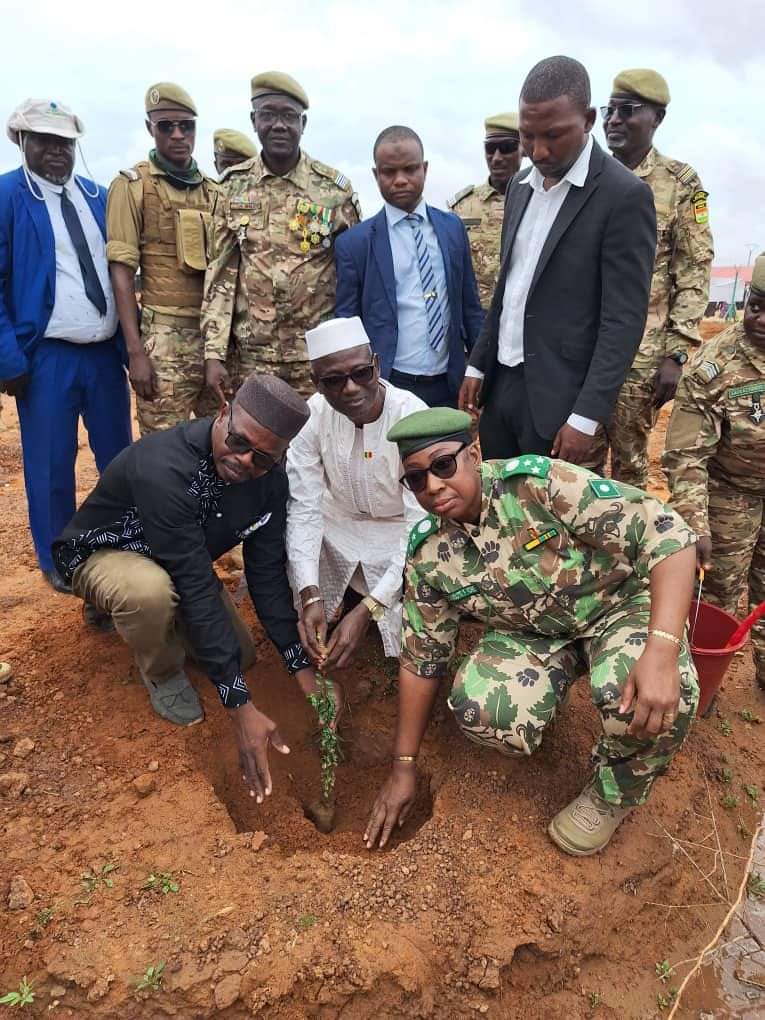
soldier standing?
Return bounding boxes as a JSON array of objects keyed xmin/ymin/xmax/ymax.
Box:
[
  {"xmin": 202, "ymin": 71, "xmax": 361, "ymax": 401},
  {"xmin": 448, "ymin": 113, "xmax": 521, "ymax": 309},
  {"xmin": 107, "ymin": 83, "xmax": 218, "ymax": 434},
  {"xmin": 603, "ymin": 69, "xmax": 714, "ymax": 487},
  {"xmin": 664, "ymin": 254, "xmax": 765, "ymax": 693},
  {"xmin": 213, "ymin": 129, "xmax": 257, "ymax": 178}
]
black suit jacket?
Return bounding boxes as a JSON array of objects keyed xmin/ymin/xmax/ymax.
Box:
[{"xmin": 468, "ymin": 140, "xmax": 656, "ymax": 438}]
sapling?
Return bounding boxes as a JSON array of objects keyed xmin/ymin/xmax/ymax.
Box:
[{"xmin": 304, "ymin": 668, "xmax": 340, "ymax": 833}]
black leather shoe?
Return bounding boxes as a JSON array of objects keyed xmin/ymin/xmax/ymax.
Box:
[{"xmin": 42, "ymin": 569, "xmax": 72, "ymax": 595}]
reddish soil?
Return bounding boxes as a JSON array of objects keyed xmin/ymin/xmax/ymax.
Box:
[{"xmin": 1, "ymin": 323, "xmax": 763, "ymax": 1018}]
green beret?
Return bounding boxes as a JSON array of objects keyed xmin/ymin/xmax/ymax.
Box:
[
  {"xmin": 751, "ymin": 254, "xmax": 765, "ymax": 295},
  {"xmin": 145, "ymin": 82, "xmax": 197, "ymax": 116},
  {"xmin": 387, "ymin": 408, "xmax": 473, "ymax": 458},
  {"xmin": 612, "ymin": 69, "xmax": 670, "ymax": 107},
  {"xmin": 213, "ymin": 128, "xmax": 257, "ymax": 159},
  {"xmin": 250, "ymin": 71, "xmax": 309, "ymax": 109},
  {"xmin": 484, "ymin": 112, "xmax": 519, "ymax": 136}
]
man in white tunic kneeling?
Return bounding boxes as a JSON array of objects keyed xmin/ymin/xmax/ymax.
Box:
[{"xmin": 286, "ymin": 316, "xmax": 427, "ymax": 670}]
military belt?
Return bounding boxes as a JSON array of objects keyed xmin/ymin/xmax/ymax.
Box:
[{"xmin": 144, "ymin": 310, "xmax": 201, "ymax": 327}]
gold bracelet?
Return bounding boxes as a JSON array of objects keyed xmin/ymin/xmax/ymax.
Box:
[
  {"xmin": 301, "ymin": 595, "xmax": 324, "ymax": 609},
  {"xmin": 393, "ymin": 754, "xmax": 417, "ymax": 763},
  {"xmin": 648, "ymin": 628, "xmax": 682, "ymax": 647}
]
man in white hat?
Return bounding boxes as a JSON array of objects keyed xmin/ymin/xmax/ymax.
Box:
[
  {"xmin": 286, "ymin": 316, "xmax": 426, "ymax": 668},
  {"xmin": 0, "ymin": 99, "xmax": 131, "ymax": 593}
]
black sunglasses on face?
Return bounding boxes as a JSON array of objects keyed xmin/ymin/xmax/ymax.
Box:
[
  {"xmin": 154, "ymin": 119, "xmax": 196, "ymax": 136},
  {"xmin": 400, "ymin": 443, "xmax": 469, "ymax": 493},
  {"xmin": 600, "ymin": 102, "xmax": 645, "ymax": 121},
  {"xmin": 225, "ymin": 405, "xmax": 280, "ymax": 470},
  {"xmin": 484, "ymin": 139, "xmax": 520, "ymax": 156},
  {"xmin": 318, "ymin": 363, "xmax": 376, "ymax": 394}
]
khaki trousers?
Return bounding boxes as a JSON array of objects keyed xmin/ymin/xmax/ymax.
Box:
[{"xmin": 72, "ymin": 550, "xmax": 256, "ymax": 683}]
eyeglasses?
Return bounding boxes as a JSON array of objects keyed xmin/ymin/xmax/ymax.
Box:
[
  {"xmin": 600, "ymin": 102, "xmax": 645, "ymax": 121},
  {"xmin": 253, "ymin": 108, "xmax": 303, "ymax": 127},
  {"xmin": 225, "ymin": 405, "xmax": 280, "ymax": 470},
  {"xmin": 317, "ymin": 363, "xmax": 376, "ymax": 394},
  {"xmin": 484, "ymin": 139, "xmax": 520, "ymax": 156},
  {"xmin": 153, "ymin": 119, "xmax": 196, "ymax": 136},
  {"xmin": 400, "ymin": 443, "xmax": 469, "ymax": 493}
]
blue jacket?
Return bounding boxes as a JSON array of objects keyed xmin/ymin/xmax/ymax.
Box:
[
  {"xmin": 334, "ymin": 205, "xmax": 484, "ymax": 396},
  {"xmin": 0, "ymin": 167, "xmax": 123, "ymax": 379}
]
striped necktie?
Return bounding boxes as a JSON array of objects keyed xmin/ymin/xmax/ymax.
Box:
[{"xmin": 405, "ymin": 213, "xmax": 446, "ymax": 351}]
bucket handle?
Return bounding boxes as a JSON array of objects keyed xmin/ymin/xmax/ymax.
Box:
[
  {"xmin": 725, "ymin": 600, "xmax": 765, "ymax": 648},
  {"xmin": 690, "ymin": 568, "xmax": 704, "ymax": 644}
]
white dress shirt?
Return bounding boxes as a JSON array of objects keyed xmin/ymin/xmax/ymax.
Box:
[
  {"xmin": 466, "ymin": 135, "xmax": 598, "ymax": 434},
  {"xmin": 286, "ymin": 381, "xmax": 427, "ymax": 656},
  {"xmin": 31, "ymin": 171, "xmax": 117, "ymax": 343}
]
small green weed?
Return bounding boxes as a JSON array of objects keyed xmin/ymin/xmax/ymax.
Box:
[
  {"xmin": 81, "ymin": 861, "xmax": 118, "ymax": 894},
  {"xmin": 656, "ymin": 988, "xmax": 678, "ymax": 1010},
  {"xmin": 718, "ymin": 767, "xmax": 733, "ymax": 784},
  {"xmin": 142, "ymin": 871, "xmax": 180, "ymax": 896},
  {"xmin": 587, "ymin": 992, "xmax": 602, "ymax": 1008},
  {"xmin": 719, "ymin": 718, "xmax": 732, "ymax": 736},
  {"xmin": 0, "ymin": 977, "xmax": 35, "ymax": 1007},
  {"xmin": 28, "ymin": 906, "xmax": 54, "ymax": 940},
  {"xmin": 743, "ymin": 784, "xmax": 759, "ymax": 803},
  {"xmin": 721, "ymin": 794, "xmax": 739, "ymax": 809},
  {"xmin": 738, "ymin": 708, "xmax": 762, "ymax": 724},
  {"xmin": 654, "ymin": 959, "xmax": 673, "ymax": 982},
  {"xmin": 748, "ymin": 873, "xmax": 765, "ymax": 899},
  {"xmin": 296, "ymin": 913, "xmax": 318, "ymax": 931},
  {"xmin": 135, "ymin": 962, "xmax": 165, "ymax": 993}
]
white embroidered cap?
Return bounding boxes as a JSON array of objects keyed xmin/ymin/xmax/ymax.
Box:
[
  {"xmin": 305, "ymin": 316, "xmax": 372, "ymax": 361},
  {"xmin": 7, "ymin": 98, "xmax": 85, "ymax": 145}
]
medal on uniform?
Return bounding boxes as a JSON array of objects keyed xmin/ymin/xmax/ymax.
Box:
[
  {"xmin": 523, "ymin": 528, "xmax": 558, "ymax": 552},
  {"xmin": 237, "ymin": 215, "xmax": 250, "ymax": 244},
  {"xmin": 750, "ymin": 394, "xmax": 764, "ymax": 424},
  {"xmin": 291, "ymin": 199, "xmax": 334, "ymax": 252}
]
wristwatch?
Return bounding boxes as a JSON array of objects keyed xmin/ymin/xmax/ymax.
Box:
[
  {"xmin": 668, "ymin": 351, "xmax": 688, "ymax": 365},
  {"xmin": 361, "ymin": 596, "xmax": 386, "ymax": 622}
]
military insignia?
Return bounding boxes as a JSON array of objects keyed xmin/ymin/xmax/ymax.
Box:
[
  {"xmin": 749, "ymin": 395, "xmax": 764, "ymax": 425},
  {"xmin": 236, "ymin": 215, "xmax": 250, "ymax": 244},
  {"xmin": 696, "ymin": 360, "xmax": 720, "ymax": 383},
  {"xmin": 501, "ymin": 455, "xmax": 551, "ymax": 479},
  {"xmin": 589, "ymin": 478, "xmax": 621, "ymax": 499},
  {"xmin": 460, "ymin": 217, "xmax": 482, "ymax": 228},
  {"xmin": 446, "ymin": 584, "xmax": 480, "ymax": 603},
  {"xmin": 407, "ymin": 515, "xmax": 439, "ymax": 556},
  {"xmin": 523, "ymin": 528, "xmax": 558, "ymax": 552},
  {"xmin": 230, "ymin": 199, "xmax": 258, "ymax": 210},
  {"xmin": 728, "ymin": 381, "xmax": 765, "ymax": 399},
  {"xmin": 334, "ymin": 172, "xmax": 349, "ymax": 188},
  {"xmin": 237, "ymin": 512, "xmax": 272, "ymax": 539},
  {"xmin": 150, "ymin": 88, "xmax": 160, "ymax": 105},
  {"xmin": 291, "ymin": 200, "xmax": 335, "ymax": 252},
  {"xmin": 363, "ymin": 450, "xmax": 373, "ymax": 459},
  {"xmin": 691, "ymin": 189, "xmax": 709, "ymax": 225}
]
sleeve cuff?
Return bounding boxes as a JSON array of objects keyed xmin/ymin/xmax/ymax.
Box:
[
  {"xmin": 105, "ymin": 241, "xmax": 140, "ymax": 269},
  {"xmin": 566, "ymin": 413, "xmax": 599, "ymax": 436},
  {"xmin": 292, "ymin": 561, "xmax": 320, "ymax": 595},
  {"xmin": 282, "ymin": 640, "xmax": 312, "ymax": 675},
  {"xmin": 464, "ymin": 366, "xmax": 485, "ymax": 380},
  {"xmin": 215, "ymin": 672, "xmax": 251, "ymax": 709}
]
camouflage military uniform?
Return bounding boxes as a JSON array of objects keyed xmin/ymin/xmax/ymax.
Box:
[
  {"xmin": 401, "ymin": 456, "xmax": 699, "ymax": 806},
  {"xmin": 448, "ymin": 180, "xmax": 504, "ymax": 308},
  {"xmin": 609, "ymin": 147, "xmax": 713, "ymax": 487},
  {"xmin": 106, "ymin": 161, "xmax": 218, "ymax": 434},
  {"xmin": 664, "ymin": 321, "xmax": 765, "ymax": 688},
  {"xmin": 201, "ymin": 150, "xmax": 361, "ymax": 397}
]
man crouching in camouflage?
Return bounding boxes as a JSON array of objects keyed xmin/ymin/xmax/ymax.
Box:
[{"xmin": 365, "ymin": 408, "xmax": 699, "ymax": 856}]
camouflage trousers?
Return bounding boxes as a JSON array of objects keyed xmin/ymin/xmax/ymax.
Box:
[
  {"xmin": 226, "ymin": 339, "xmax": 315, "ymax": 399},
  {"xmin": 448, "ymin": 593, "xmax": 699, "ymax": 807},
  {"xmin": 137, "ymin": 310, "xmax": 219, "ymax": 435},
  {"xmin": 608, "ymin": 366, "xmax": 659, "ymax": 489},
  {"xmin": 703, "ymin": 479, "xmax": 765, "ymax": 690}
]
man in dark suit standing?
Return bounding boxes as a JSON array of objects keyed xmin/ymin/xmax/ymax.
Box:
[
  {"xmin": 334, "ymin": 126, "xmax": 484, "ymax": 407},
  {"xmin": 459, "ymin": 56, "xmax": 656, "ymax": 464}
]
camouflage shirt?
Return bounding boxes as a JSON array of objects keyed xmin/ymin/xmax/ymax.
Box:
[
  {"xmin": 448, "ymin": 180, "xmax": 504, "ymax": 308},
  {"xmin": 201, "ymin": 150, "xmax": 361, "ymax": 364},
  {"xmin": 663, "ymin": 322, "xmax": 765, "ymax": 534},
  {"xmin": 631, "ymin": 147, "xmax": 714, "ymax": 370},
  {"xmin": 401, "ymin": 457, "xmax": 696, "ymax": 679}
]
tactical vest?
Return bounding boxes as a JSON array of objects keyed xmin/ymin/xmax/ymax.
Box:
[{"xmin": 135, "ymin": 162, "xmax": 213, "ymax": 311}]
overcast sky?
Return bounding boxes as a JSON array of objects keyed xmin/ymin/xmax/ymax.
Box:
[{"xmin": 1, "ymin": 0, "xmax": 759, "ymax": 266}]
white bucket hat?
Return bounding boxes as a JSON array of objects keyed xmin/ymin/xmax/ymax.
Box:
[{"xmin": 6, "ymin": 98, "xmax": 85, "ymax": 145}]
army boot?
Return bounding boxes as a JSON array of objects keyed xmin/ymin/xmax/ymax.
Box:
[
  {"xmin": 142, "ymin": 670, "xmax": 204, "ymax": 727},
  {"xmin": 547, "ymin": 783, "xmax": 632, "ymax": 856}
]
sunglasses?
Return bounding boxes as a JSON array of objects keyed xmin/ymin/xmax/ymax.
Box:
[
  {"xmin": 600, "ymin": 102, "xmax": 645, "ymax": 121},
  {"xmin": 225, "ymin": 405, "xmax": 281, "ymax": 470},
  {"xmin": 153, "ymin": 119, "xmax": 196, "ymax": 136},
  {"xmin": 400, "ymin": 443, "xmax": 469, "ymax": 493},
  {"xmin": 317, "ymin": 362, "xmax": 376, "ymax": 394},
  {"xmin": 484, "ymin": 139, "xmax": 520, "ymax": 156}
]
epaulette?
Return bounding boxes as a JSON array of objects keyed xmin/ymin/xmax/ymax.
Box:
[
  {"xmin": 118, "ymin": 168, "xmax": 141, "ymax": 182},
  {"xmin": 693, "ymin": 360, "xmax": 721, "ymax": 384},
  {"xmin": 224, "ymin": 156, "xmax": 258, "ymax": 176},
  {"xmin": 500, "ymin": 455, "xmax": 552, "ymax": 480},
  {"xmin": 669, "ymin": 161, "xmax": 700, "ymax": 188},
  {"xmin": 407, "ymin": 514, "xmax": 439, "ymax": 557},
  {"xmin": 312, "ymin": 159, "xmax": 352, "ymax": 191},
  {"xmin": 447, "ymin": 184, "xmax": 474, "ymax": 209}
]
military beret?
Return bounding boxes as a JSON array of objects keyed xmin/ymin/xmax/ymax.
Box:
[
  {"xmin": 387, "ymin": 408, "xmax": 473, "ymax": 458},
  {"xmin": 612, "ymin": 69, "xmax": 670, "ymax": 107},
  {"xmin": 250, "ymin": 71, "xmax": 309, "ymax": 109},
  {"xmin": 213, "ymin": 128, "xmax": 257, "ymax": 159},
  {"xmin": 145, "ymin": 82, "xmax": 197, "ymax": 116},
  {"xmin": 751, "ymin": 253, "xmax": 765, "ymax": 296},
  {"xmin": 484, "ymin": 112, "xmax": 519, "ymax": 136}
]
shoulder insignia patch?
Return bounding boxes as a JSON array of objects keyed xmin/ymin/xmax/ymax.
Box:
[
  {"xmin": 334, "ymin": 171, "xmax": 349, "ymax": 188},
  {"xmin": 691, "ymin": 189, "xmax": 709, "ymax": 224},
  {"xmin": 500, "ymin": 455, "xmax": 551, "ymax": 480},
  {"xmin": 407, "ymin": 514, "xmax": 439, "ymax": 557},
  {"xmin": 694, "ymin": 360, "xmax": 720, "ymax": 384},
  {"xmin": 589, "ymin": 478, "xmax": 622, "ymax": 499},
  {"xmin": 675, "ymin": 164, "xmax": 697, "ymax": 186},
  {"xmin": 119, "ymin": 168, "xmax": 140, "ymax": 181},
  {"xmin": 448, "ymin": 184, "xmax": 474, "ymax": 208}
]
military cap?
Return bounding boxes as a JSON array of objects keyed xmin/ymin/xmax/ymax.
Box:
[
  {"xmin": 612, "ymin": 69, "xmax": 670, "ymax": 107},
  {"xmin": 751, "ymin": 254, "xmax": 765, "ymax": 296},
  {"xmin": 250, "ymin": 71, "xmax": 309, "ymax": 109},
  {"xmin": 387, "ymin": 407, "xmax": 473, "ymax": 458},
  {"xmin": 213, "ymin": 128, "xmax": 257, "ymax": 159},
  {"xmin": 484, "ymin": 112, "xmax": 519, "ymax": 136},
  {"xmin": 145, "ymin": 82, "xmax": 197, "ymax": 116}
]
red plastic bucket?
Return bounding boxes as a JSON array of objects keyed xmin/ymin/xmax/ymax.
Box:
[{"xmin": 689, "ymin": 600, "xmax": 749, "ymax": 716}]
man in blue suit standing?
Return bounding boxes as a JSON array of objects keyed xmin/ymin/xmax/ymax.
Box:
[
  {"xmin": 334, "ymin": 126, "xmax": 483, "ymax": 407},
  {"xmin": 0, "ymin": 99, "xmax": 131, "ymax": 592}
]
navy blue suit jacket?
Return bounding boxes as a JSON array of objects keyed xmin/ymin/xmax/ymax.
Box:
[
  {"xmin": 334, "ymin": 205, "xmax": 484, "ymax": 397},
  {"xmin": 0, "ymin": 167, "xmax": 124, "ymax": 380}
]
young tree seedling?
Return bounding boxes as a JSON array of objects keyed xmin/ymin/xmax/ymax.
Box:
[
  {"xmin": 655, "ymin": 959, "xmax": 673, "ymax": 982},
  {"xmin": 307, "ymin": 672, "xmax": 339, "ymax": 803}
]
